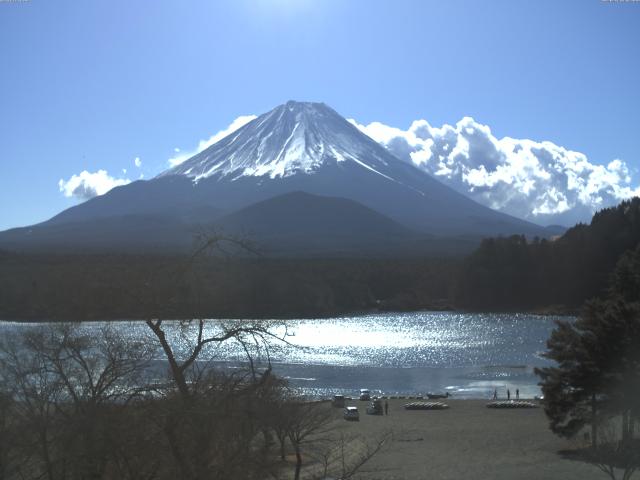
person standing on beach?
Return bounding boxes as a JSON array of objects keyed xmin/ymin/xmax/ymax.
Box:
[
  {"xmin": 384, "ymin": 400, "xmax": 389, "ymax": 415},
  {"xmin": 507, "ymin": 389, "xmax": 511, "ymax": 400},
  {"xmin": 516, "ymin": 389, "xmax": 519, "ymax": 400},
  {"xmin": 492, "ymin": 388, "xmax": 498, "ymax": 400}
]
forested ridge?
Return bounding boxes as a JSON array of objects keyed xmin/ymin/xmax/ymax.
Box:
[
  {"xmin": 456, "ymin": 197, "xmax": 640, "ymax": 311},
  {"xmin": 1, "ymin": 198, "xmax": 639, "ymax": 320},
  {"xmin": 0, "ymin": 254, "xmax": 457, "ymax": 320}
]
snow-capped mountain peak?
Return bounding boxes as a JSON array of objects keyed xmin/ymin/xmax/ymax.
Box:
[
  {"xmin": 160, "ymin": 101, "xmax": 398, "ymax": 182},
  {"xmin": 1, "ymin": 100, "xmax": 550, "ymax": 253}
]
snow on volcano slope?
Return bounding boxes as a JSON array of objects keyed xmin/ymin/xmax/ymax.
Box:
[
  {"xmin": 159, "ymin": 101, "xmax": 399, "ymax": 183},
  {"xmin": 152, "ymin": 100, "xmax": 546, "ymax": 236},
  {"xmin": 0, "ymin": 101, "xmax": 552, "ymax": 255}
]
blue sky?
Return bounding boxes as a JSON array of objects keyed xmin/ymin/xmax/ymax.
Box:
[{"xmin": 1, "ymin": 0, "xmax": 639, "ymax": 230}]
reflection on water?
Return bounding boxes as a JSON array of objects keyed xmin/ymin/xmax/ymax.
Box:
[
  {"xmin": 0, "ymin": 311, "xmax": 566, "ymax": 399},
  {"xmin": 267, "ymin": 312, "xmax": 556, "ymax": 368}
]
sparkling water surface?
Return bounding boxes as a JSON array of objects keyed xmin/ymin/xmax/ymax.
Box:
[{"xmin": 0, "ymin": 312, "xmax": 565, "ymax": 399}]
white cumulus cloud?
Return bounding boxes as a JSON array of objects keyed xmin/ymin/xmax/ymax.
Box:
[
  {"xmin": 134, "ymin": 156, "xmax": 142, "ymax": 168},
  {"xmin": 168, "ymin": 115, "xmax": 257, "ymax": 167},
  {"xmin": 58, "ymin": 170, "xmax": 131, "ymax": 200},
  {"xmin": 350, "ymin": 117, "xmax": 639, "ymax": 225}
]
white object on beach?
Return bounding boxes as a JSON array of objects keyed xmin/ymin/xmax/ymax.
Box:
[
  {"xmin": 404, "ymin": 402, "xmax": 449, "ymax": 410},
  {"xmin": 486, "ymin": 400, "xmax": 538, "ymax": 409}
]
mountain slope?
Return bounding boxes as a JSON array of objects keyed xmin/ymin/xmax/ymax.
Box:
[
  {"xmin": 216, "ymin": 191, "xmax": 427, "ymax": 256},
  {"xmin": 154, "ymin": 101, "xmax": 545, "ymax": 236},
  {"xmin": 0, "ymin": 214, "xmax": 197, "ymax": 253},
  {"xmin": 0, "ymin": 101, "xmax": 551, "ymax": 254}
]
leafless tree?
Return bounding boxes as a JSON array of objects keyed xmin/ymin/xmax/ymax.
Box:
[
  {"xmin": 0, "ymin": 323, "xmax": 155, "ymax": 480},
  {"xmin": 0, "ymin": 233, "xmax": 390, "ymax": 480},
  {"xmin": 282, "ymin": 400, "xmax": 334, "ymax": 480},
  {"xmin": 134, "ymin": 232, "xmax": 295, "ymax": 479},
  {"xmin": 0, "ymin": 390, "xmax": 19, "ymax": 480},
  {"xmin": 144, "ymin": 317, "xmax": 284, "ymax": 399},
  {"xmin": 313, "ymin": 431, "xmax": 391, "ymax": 480},
  {"xmin": 582, "ymin": 419, "xmax": 640, "ymax": 480},
  {"xmin": 563, "ymin": 417, "xmax": 640, "ymax": 480}
]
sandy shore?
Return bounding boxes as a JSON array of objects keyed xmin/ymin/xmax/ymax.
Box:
[{"xmin": 323, "ymin": 399, "xmax": 604, "ymax": 480}]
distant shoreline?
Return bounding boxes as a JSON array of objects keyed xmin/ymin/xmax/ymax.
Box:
[{"xmin": 0, "ymin": 305, "xmax": 576, "ymax": 323}]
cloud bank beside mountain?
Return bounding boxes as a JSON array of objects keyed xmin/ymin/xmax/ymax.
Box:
[
  {"xmin": 58, "ymin": 111, "xmax": 638, "ymax": 227},
  {"xmin": 350, "ymin": 117, "xmax": 639, "ymax": 226},
  {"xmin": 58, "ymin": 170, "xmax": 130, "ymax": 200}
]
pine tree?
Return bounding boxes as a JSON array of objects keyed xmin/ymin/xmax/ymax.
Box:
[
  {"xmin": 536, "ymin": 310, "xmax": 605, "ymax": 447},
  {"xmin": 536, "ymin": 265, "xmax": 640, "ymax": 448}
]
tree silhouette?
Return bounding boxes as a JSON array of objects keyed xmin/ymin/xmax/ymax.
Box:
[
  {"xmin": 457, "ymin": 197, "xmax": 640, "ymax": 311},
  {"xmin": 537, "ymin": 242, "xmax": 640, "ymax": 479}
]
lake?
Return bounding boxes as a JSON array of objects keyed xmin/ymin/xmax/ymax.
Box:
[{"xmin": 0, "ymin": 311, "xmax": 565, "ymax": 399}]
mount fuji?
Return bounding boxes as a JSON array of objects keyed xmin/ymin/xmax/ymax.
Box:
[{"xmin": 0, "ymin": 101, "xmax": 551, "ymax": 255}]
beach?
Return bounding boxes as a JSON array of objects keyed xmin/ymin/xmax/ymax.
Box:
[{"xmin": 322, "ymin": 399, "xmax": 603, "ymax": 480}]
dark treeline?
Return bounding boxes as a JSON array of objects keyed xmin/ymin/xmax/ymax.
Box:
[
  {"xmin": 456, "ymin": 198, "xmax": 640, "ymax": 312},
  {"xmin": 0, "ymin": 252, "xmax": 458, "ymax": 320},
  {"xmin": 535, "ymin": 237, "xmax": 640, "ymax": 479},
  {"xmin": 2, "ymin": 198, "xmax": 640, "ymax": 320}
]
